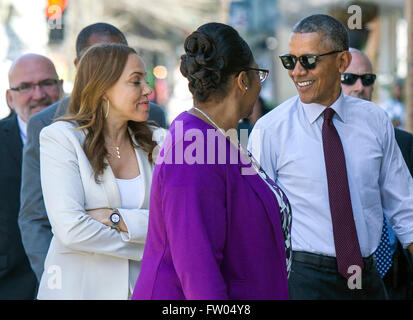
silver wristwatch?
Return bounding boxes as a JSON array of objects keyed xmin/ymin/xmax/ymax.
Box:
[{"xmin": 110, "ymin": 208, "xmax": 121, "ymax": 232}]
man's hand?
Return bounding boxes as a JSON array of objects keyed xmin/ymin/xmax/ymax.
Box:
[{"xmin": 408, "ymin": 243, "xmax": 413, "ymax": 255}]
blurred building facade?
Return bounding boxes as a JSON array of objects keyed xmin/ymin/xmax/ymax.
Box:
[
  {"xmin": 0, "ymin": 0, "xmax": 223, "ymax": 122},
  {"xmin": 227, "ymin": 0, "xmax": 279, "ymax": 107},
  {"xmin": 0, "ymin": 0, "xmax": 410, "ymax": 129}
]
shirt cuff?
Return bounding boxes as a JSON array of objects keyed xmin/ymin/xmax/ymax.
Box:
[{"xmin": 116, "ymin": 208, "xmax": 149, "ymax": 247}]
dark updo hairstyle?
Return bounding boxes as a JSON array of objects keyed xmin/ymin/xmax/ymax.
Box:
[{"xmin": 180, "ymin": 22, "xmax": 253, "ymax": 103}]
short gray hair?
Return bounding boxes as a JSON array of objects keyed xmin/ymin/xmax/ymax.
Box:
[{"xmin": 292, "ymin": 14, "xmax": 349, "ymax": 51}]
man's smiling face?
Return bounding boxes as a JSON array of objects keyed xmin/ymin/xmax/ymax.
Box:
[{"xmin": 288, "ymin": 32, "xmax": 346, "ymax": 106}]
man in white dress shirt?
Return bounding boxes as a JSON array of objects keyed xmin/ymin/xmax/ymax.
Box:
[{"xmin": 249, "ymin": 14, "xmax": 413, "ymax": 299}]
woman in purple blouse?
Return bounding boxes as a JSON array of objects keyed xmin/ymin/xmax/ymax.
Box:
[{"xmin": 132, "ymin": 22, "xmax": 291, "ymax": 300}]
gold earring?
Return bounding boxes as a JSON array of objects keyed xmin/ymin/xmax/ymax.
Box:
[{"xmin": 105, "ymin": 100, "xmax": 110, "ymax": 118}]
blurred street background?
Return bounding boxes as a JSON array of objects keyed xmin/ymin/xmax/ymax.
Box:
[{"xmin": 1, "ymin": 0, "xmax": 412, "ymax": 131}]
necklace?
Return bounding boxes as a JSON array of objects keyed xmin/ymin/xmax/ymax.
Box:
[
  {"xmin": 106, "ymin": 141, "xmax": 122, "ymax": 159},
  {"xmin": 107, "ymin": 145, "xmax": 121, "ymax": 159},
  {"xmin": 193, "ymin": 106, "xmax": 286, "ymax": 209},
  {"xmin": 193, "ymin": 106, "xmax": 254, "ymax": 168},
  {"xmin": 107, "ymin": 132, "xmax": 134, "ymax": 160},
  {"xmin": 114, "ymin": 146, "xmax": 121, "ymax": 159},
  {"xmin": 193, "ymin": 106, "xmax": 225, "ymax": 135}
]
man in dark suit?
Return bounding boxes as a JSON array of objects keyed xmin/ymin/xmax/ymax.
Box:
[
  {"xmin": 342, "ymin": 47, "xmax": 413, "ymax": 299},
  {"xmin": 395, "ymin": 128, "xmax": 413, "ymax": 177},
  {"xmin": 1, "ymin": 53, "xmax": 63, "ymax": 299},
  {"xmin": 18, "ymin": 23, "xmax": 167, "ymax": 284}
]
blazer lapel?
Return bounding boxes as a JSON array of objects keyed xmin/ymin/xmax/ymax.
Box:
[
  {"xmin": 75, "ymin": 125, "xmax": 121, "ymax": 209},
  {"xmin": 100, "ymin": 160, "xmax": 122, "ymax": 209},
  {"xmin": 2, "ymin": 114, "xmax": 23, "ymax": 168},
  {"xmin": 135, "ymin": 148, "xmax": 152, "ymax": 209},
  {"xmin": 130, "ymin": 129, "xmax": 153, "ymax": 209}
]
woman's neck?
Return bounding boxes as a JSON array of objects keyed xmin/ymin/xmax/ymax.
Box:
[
  {"xmin": 104, "ymin": 119, "xmax": 129, "ymax": 146},
  {"xmin": 192, "ymin": 99, "xmax": 240, "ymax": 132}
]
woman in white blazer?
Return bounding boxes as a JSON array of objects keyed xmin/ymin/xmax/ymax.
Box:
[{"xmin": 37, "ymin": 44, "xmax": 163, "ymax": 299}]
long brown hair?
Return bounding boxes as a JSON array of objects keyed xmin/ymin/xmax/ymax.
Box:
[{"xmin": 57, "ymin": 43, "xmax": 158, "ymax": 182}]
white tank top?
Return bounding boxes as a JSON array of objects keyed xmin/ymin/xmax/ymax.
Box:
[
  {"xmin": 115, "ymin": 175, "xmax": 144, "ymax": 298},
  {"xmin": 115, "ymin": 175, "xmax": 144, "ymax": 209}
]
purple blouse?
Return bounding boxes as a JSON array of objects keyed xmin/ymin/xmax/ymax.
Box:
[{"xmin": 132, "ymin": 112, "xmax": 289, "ymax": 300}]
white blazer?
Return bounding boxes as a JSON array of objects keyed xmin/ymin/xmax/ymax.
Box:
[{"xmin": 37, "ymin": 120, "xmax": 160, "ymax": 300}]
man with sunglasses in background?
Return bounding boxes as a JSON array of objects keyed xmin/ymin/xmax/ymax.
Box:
[
  {"xmin": 341, "ymin": 48, "xmax": 413, "ymax": 300},
  {"xmin": 249, "ymin": 14, "xmax": 413, "ymax": 299},
  {"xmin": 0, "ymin": 53, "xmax": 63, "ymax": 299},
  {"xmin": 340, "ymin": 48, "xmax": 376, "ymax": 101}
]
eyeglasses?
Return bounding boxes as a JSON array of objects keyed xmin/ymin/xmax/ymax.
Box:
[
  {"xmin": 244, "ymin": 67, "xmax": 270, "ymax": 83},
  {"xmin": 341, "ymin": 73, "xmax": 376, "ymax": 86},
  {"xmin": 10, "ymin": 79, "xmax": 59, "ymax": 94},
  {"xmin": 279, "ymin": 50, "xmax": 343, "ymax": 70}
]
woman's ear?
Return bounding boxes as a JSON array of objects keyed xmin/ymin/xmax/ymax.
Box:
[{"xmin": 236, "ymin": 71, "xmax": 249, "ymax": 94}]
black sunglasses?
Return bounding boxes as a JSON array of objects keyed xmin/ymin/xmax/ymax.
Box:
[
  {"xmin": 341, "ymin": 73, "xmax": 376, "ymax": 86},
  {"xmin": 279, "ymin": 50, "xmax": 342, "ymax": 70}
]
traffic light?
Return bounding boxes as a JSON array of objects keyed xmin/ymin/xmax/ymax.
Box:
[{"xmin": 46, "ymin": 0, "xmax": 67, "ymax": 44}]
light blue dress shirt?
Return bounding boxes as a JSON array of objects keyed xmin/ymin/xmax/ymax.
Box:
[{"xmin": 248, "ymin": 93, "xmax": 413, "ymax": 257}]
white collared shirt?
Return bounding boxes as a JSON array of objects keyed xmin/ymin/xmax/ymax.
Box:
[
  {"xmin": 16, "ymin": 115, "xmax": 27, "ymax": 145},
  {"xmin": 249, "ymin": 93, "xmax": 413, "ymax": 257}
]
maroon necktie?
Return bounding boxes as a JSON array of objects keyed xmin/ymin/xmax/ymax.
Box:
[{"xmin": 322, "ymin": 108, "xmax": 364, "ymax": 279}]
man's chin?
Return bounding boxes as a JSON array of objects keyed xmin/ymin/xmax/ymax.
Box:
[
  {"xmin": 349, "ymin": 92, "xmax": 369, "ymax": 101},
  {"xmin": 30, "ymin": 106, "xmax": 49, "ymax": 115},
  {"xmin": 298, "ymin": 93, "xmax": 314, "ymax": 104}
]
